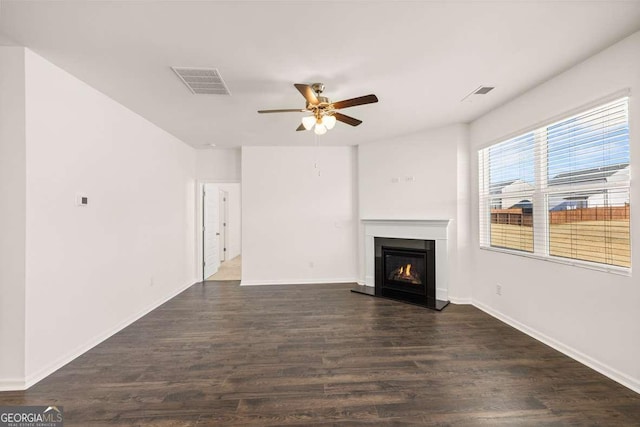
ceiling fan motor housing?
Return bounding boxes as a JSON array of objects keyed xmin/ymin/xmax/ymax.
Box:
[
  {"xmin": 311, "ymin": 83, "xmax": 325, "ymax": 94},
  {"xmin": 310, "ymin": 83, "xmax": 331, "ymax": 112}
]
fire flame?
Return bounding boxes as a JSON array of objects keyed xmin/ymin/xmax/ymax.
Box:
[
  {"xmin": 398, "ymin": 264, "xmax": 412, "ymax": 278},
  {"xmin": 390, "ymin": 262, "xmax": 421, "ymax": 284}
]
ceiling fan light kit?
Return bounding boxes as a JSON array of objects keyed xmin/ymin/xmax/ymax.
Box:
[
  {"xmin": 301, "ymin": 115, "xmax": 316, "ymax": 130},
  {"xmin": 258, "ymin": 82, "xmax": 378, "ymax": 135},
  {"xmin": 314, "ymin": 123, "xmax": 327, "ymax": 135},
  {"xmin": 301, "ymin": 114, "xmax": 337, "ymax": 134},
  {"xmin": 322, "ymin": 115, "xmax": 337, "ymax": 130}
]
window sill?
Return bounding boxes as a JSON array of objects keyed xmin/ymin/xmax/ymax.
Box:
[{"xmin": 479, "ymin": 246, "xmax": 631, "ymax": 277}]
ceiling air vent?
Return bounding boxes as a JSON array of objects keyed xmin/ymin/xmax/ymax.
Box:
[
  {"xmin": 461, "ymin": 85, "xmax": 495, "ymax": 102},
  {"xmin": 473, "ymin": 86, "xmax": 494, "ymax": 95},
  {"xmin": 171, "ymin": 67, "xmax": 231, "ymax": 95}
]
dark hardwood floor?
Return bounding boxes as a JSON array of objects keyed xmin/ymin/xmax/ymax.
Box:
[{"xmin": 1, "ymin": 281, "xmax": 639, "ymax": 426}]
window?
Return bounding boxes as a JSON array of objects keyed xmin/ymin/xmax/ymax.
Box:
[{"xmin": 479, "ymin": 97, "xmax": 630, "ymax": 271}]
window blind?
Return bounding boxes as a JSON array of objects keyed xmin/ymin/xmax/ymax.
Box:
[{"xmin": 479, "ymin": 97, "xmax": 630, "ymax": 270}]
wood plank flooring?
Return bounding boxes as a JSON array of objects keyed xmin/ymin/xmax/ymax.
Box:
[{"xmin": 1, "ymin": 282, "xmax": 639, "ymax": 426}]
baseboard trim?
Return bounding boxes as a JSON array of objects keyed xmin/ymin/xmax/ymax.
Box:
[
  {"xmin": 16, "ymin": 280, "xmax": 196, "ymax": 391},
  {"xmin": 0, "ymin": 378, "xmax": 27, "ymax": 392},
  {"xmin": 473, "ymin": 299, "xmax": 640, "ymax": 395},
  {"xmin": 448, "ymin": 296, "xmax": 472, "ymax": 304},
  {"xmin": 240, "ymin": 278, "xmax": 358, "ymax": 286}
]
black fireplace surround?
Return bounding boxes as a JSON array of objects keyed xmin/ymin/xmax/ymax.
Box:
[{"xmin": 374, "ymin": 237, "xmax": 447, "ymax": 310}]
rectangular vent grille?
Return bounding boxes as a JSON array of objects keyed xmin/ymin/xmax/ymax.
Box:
[
  {"xmin": 461, "ymin": 85, "xmax": 495, "ymax": 102},
  {"xmin": 171, "ymin": 67, "xmax": 231, "ymax": 95},
  {"xmin": 474, "ymin": 86, "xmax": 494, "ymax": 95}
]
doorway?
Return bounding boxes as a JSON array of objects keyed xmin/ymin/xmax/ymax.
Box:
[{"xmin": 202, "ymin": 183, "xmax": 241, "ymax": 281}]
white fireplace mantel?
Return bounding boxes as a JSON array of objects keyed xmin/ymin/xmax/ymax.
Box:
[{"xmin": 361, "ymin": 219, "xmax": 451, "ymax": 301}]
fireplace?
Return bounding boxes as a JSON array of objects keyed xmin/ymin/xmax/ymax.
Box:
[
  {"xmin": 351, "ymin": 219, "xmax": 450, "ymax": 311},
  {"xmin": 374, "ymin": 237, "xmax": 445, "ymax": 310}
]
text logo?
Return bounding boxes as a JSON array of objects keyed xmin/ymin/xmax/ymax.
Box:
[{"xmin": 0, "ymin": 406, "xmax": 63, "ymax": 427}]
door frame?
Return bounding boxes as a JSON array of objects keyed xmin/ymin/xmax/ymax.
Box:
[{"xmin": 196, "ymin": 180, "xmax": 240, "ymax": 282}]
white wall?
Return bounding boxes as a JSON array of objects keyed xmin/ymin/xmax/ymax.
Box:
[
  {"xmin": 0, "ymin": 47, "xmax": 26, "ymax": 388},
  {"xmin": 196, "ymin": 148, "xmax": 241, "ymax": 182},
  {"xmin": 358, "ymin": 124, "xmax": 471, "ymax": 302},
  {"xmin": 469, "ymin": 31, "xmax": 640, "ymax": 392},
  {"xmin": 241, "ymin": 146, "xmax": 358, "ymax": 285},
  {"xmin": 0, "ymin": 32, "xmax": 18, "ymax": 46},
  {"xmin": 22, "ymin": 49, "xmax": 198, "ymax": 387}
]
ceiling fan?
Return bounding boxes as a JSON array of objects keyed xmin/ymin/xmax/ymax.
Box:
[{"xmin": 258, "ymin": 83, "xmax": 378, "ymax": 135}]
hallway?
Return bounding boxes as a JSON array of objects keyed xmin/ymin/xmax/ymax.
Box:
[{"xmin": 206, "ymin": 255, "xmax": 241, "ymax": 281}]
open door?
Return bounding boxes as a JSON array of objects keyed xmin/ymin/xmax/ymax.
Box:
[
  {"xmin": 203, "ymin": 184, "xmax": 220, "ymax": 279},
  {"xmin": 219, "ymin": 189, "xmax": 229, "ymax": 262}
]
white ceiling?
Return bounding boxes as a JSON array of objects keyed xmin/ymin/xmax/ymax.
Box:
[{"xmin": 2, "ymin": 1, "xmax": 640, "ymax": 148}]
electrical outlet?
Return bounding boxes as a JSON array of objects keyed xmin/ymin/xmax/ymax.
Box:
[
  {"xmin": 75, "ymin": 193, "xmax": 88, "ymax": 207},
  {"xmin": 309, "ymin": 261, "xmax": 314, "ymax": 268},
  {"xmin": 496, "ymin": 283, "xmax": 502, "ymax": 296},
  {"xmin": 149, "ymin": 277, "xmax": 155, "ymax": 287}
]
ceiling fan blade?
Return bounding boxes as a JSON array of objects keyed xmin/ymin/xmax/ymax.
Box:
[
  {"xmin": 294, "ymin": 84, "xmax": 319, "ymax": 105},
  {"xmin": 296, "ymin": 124, "xmax": 306, "ymax": 131},
  {"xmin": 334, "ymin": 112, "xmax": 363, "ymax": 127},
  {"xmin": 332, "ymin": 94, "xmax": 378, "ymax": 110},
  {"xmin": 258, "ymin": 109, "xmax": 307, "ymax": 113}
]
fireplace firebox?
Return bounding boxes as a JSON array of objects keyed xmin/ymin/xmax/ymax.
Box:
[
  {"xmin": 383, "ymin": 248, "xmax": 427, "ymax": 293},
  {"xmin": 373, "ymin": 237, "xmax": 447, "ymax": 310}
]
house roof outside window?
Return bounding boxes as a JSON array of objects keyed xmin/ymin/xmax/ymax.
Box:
[{"xmin": 548, "ymin": 163, "xmax": 629, "ymax": 186}]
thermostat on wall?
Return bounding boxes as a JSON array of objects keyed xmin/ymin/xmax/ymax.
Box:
[{"xmin": 76, "ymin": 194, "xmax": 88, "ymax": 207}]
